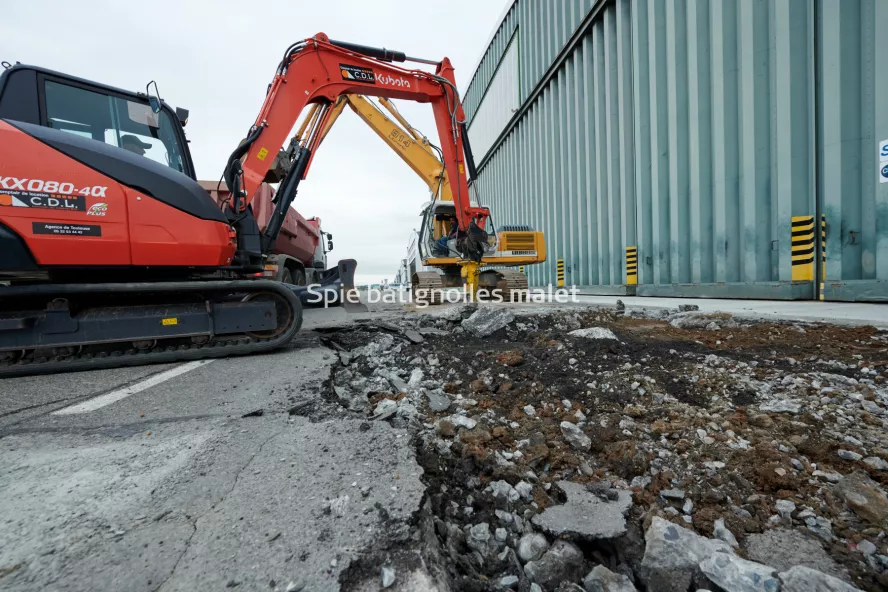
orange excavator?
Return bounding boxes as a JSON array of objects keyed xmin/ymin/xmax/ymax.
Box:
[{"xmin": 0, "ymin": 33, "xmax": 491, "ymax": 376}]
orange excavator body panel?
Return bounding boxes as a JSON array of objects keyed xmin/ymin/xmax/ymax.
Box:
[{"xmin": 0, "ymin": 120, "xmax": 234, "ymax": 269}]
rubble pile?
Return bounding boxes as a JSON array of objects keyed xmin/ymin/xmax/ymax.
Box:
[{"xmin": 325, "ymin": 304, "xmax": 888, "ymax": 591}]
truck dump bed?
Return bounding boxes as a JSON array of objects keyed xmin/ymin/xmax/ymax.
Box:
[{"xmin": 199, "ymin": 181, "xmax": 321, "ymax": 265}]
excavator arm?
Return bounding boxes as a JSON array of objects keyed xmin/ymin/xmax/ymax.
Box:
[
  {"xmin": 320, "ymin": 95, "xmax": 453, "ymax": 202},
  {"xmin": 314, "ymin": 93, "xmax": 547, "ymax": 272},
  {"xmin": 222, "ymin": 33, "xmax": 489, "ymax": 260}
]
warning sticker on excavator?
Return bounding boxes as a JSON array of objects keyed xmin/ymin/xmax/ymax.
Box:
[
  {"xmin": 161, "ymin": 318, "xmax": 178, "ymax": 326},
  {"xmin": 256, "ymin": 148, "xmax": 269, "ymax": 161},
  {"xmin": 340, "ymin": 64, "xmax": 376, "ymax": 84}
]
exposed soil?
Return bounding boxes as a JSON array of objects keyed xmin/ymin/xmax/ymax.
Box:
[{"xmin": 327, "ymin": 305, "xmax": 888, "ymax": 591}]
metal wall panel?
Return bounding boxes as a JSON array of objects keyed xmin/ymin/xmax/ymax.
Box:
[
  {"xmin": 464, "ymin": 5, "xmax": 519, "ymax": 124},
  {"xmin": 467, "ymin": 38, "xmax": 520, "ymax": 162},
  {"xmin": 818, "ymin": 0, "xmax": 888, "ymax": 301},
  {"xmin": 465, "ymin": 0, "xmax": 887, "ymax": 301},
  {"xmin": 515, "ymin": 0, "xmax": 597, "ymax": 106}
]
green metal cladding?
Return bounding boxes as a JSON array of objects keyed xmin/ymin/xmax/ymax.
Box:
[{"xmin": 464, "ymin": 0, "xmax": 887, "ymax": 301}]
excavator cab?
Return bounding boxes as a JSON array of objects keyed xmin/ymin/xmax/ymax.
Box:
[
  {"xmin": 0, "ymin": 64, "xmax": 311, "ymax": 376},
  {"xmin": 431, "ymin": 210, "xmax": 458, "ymax": 257},
  {"xmin": 421, "ymin": 203, "xmax": 496, "ymax": 260},
  {"xmin": 0, "ymin": 65, "xmax": 196, "ymax": 178},
  {"xmin": 0, "ymin": 64, "xmax": 239, "ymax": 282}
]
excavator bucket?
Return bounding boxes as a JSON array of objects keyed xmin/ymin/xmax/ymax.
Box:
[{"xmin": 288, "ymin": 259, "xmax": 361, "ymax": 308}]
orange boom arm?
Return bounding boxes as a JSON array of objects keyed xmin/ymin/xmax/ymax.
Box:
[{"xmin": 222, "ymin": 33, "xmax": 489, "ymax": 257}]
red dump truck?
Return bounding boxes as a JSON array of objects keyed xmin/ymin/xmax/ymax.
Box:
[{"xmin": 200, "ymin": 181, "xmax": 333, "ymax": 286}]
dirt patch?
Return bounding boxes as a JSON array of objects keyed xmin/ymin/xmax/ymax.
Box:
[{"xmin": 327, "ymin": 306, "xmax": 888, "ymax": 591}]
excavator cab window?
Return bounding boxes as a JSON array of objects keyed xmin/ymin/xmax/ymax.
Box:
[{"xmin": 43, "ymin": 79, "xmax": 187, "ymax": 173}]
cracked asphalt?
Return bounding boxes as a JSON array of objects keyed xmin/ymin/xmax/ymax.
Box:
[
  {"xmin": 6, "ymin": 295, "xmax": 882, "ymax": 591},
  {"xmin": 0, "ymin": 306, "xmax": 426, "ymax": 592}
]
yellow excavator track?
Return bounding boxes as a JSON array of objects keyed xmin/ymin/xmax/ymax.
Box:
[
  {"xmin": 479, "ymin": 269, "xmax": 529, "ymax": 302},
  {"xmin": 495, "ymin": 269, "xmax": 529, "ymax": 301},
  {"xmin": 412, "ymin": 272, "xmax": 444, "ymax": 305}
]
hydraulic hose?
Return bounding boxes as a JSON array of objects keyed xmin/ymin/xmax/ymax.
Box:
[
  {"xmin": 261, "ymin": 146, "xmax": 312, "ymax": 254},
  {"xmin": 223, "ymin": 125, "xmax": 264, "ymax": 207}
]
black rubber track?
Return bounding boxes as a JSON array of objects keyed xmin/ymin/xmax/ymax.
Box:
[{"xmin": 0, "ymin": 280, "xmax": 303, "ymax": 378}]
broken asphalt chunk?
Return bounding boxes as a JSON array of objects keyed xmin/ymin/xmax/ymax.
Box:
[
  {"xmin": 835, "ymin": 471, "xmax": 888, "ymax": 526},
  {"xmin": 531, "ymin": 481, "xmax": 632, "ymax": 541},
  {"xmin": 288, "ymin": 401, "xmax": 311, "ymax": 416},
  {"xmin": 560, "ymin": 421, "xmax": 591, "ymax": 451},
  {"xmin": 523, "ymin": 540, "xmax": 585, "ymax": 589},
  {"xmin": 424, "ymin": 389, "xmax": 451, "ymax": 412},
  {"xmin": 462, "ymin": 307, "xmax": 515, "ymax": 337},
  {"xmin": 380, "ymin": 566, "xmax": 395, "ymax": 588},
  {"xmin": 568, "ymin": 327, "xmax": 618, "ymax": 340},
  {"xmin": 699, "ymin": 553, "xmax": 780, "ymax": 592},
  {"xmin": 372, "ymin": 399, "xmax": 398, "ymax": 420},
  {"xmin": 583, "ymin": 565, "xmax": 638, "ymax": 592},
  {"xmin": 639, "ymin": 517, "xmax": 734, "ymax": 592},
  {"xmin": 779, "ymin": 566, "xmax": 862, "ymax": 592},
  {"xmin": 402, "ymin": 329, "xmax": 424, "ymax": 344}
]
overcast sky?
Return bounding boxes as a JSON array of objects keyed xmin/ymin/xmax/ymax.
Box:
[{"xmin": 1, "ymin": 0, "xmax": 509, "ymax": 285}]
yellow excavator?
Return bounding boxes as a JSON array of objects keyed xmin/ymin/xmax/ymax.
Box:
[{"xmin": 314, "ymin": 94, "xmax": 546, "ymax": 300}]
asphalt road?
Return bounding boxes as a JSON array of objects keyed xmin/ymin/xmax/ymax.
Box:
[
  {"xmin": 2, "ymin": 295, "xmax": 883, "ymax": 591},
  {"xmin": 0, "ymin": 305, "xmax": 426, "ymax": 592}
]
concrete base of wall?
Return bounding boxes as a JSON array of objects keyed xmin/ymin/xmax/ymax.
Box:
[
  {"xmin": 552, "ymin": 281, "xmax": 888, "ymax": 302},
  {"xmin": 636, "ymin": 281, "xmax": 815, "ymax": 300},
  {"xmin": 822, "ymin": 280, "xmax": 888, "ymax": 303},
  {"xmin": 573, "ymin": 285, "xmax": 637, "ymax": 296},
  {"xmin": 567, "ymin": 295, "xmax": 888, "ymax": 328}
]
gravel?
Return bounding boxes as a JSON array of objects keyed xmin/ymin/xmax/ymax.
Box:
[
  {"xmin": 517, "ymin": 532, "xmax": 549, "ymax": 563},
  {"xmin": 523, "ymin": 540, "xmax": 585, "ymax": 590},
  {"xmin": 560, "ymin": 421, "xmax": 591, "ymax": 451},
  {"xmin": 381, "ymin": 566, "xmax": 396, "ymax": 588},
  {"xmin": 568, "ymin": 327, "xmax": 619, "ymax": 340},
  {"xmin": 319, "ymin": 306, "xmax": 888, "ymax": 590}
]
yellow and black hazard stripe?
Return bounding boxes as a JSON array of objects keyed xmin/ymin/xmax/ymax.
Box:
[
  {"xmin": 556, "ymin": 259, "xmax": 565, "ymax": 287},
  {"xmin": 819, "ymin": 215, "xmax": 827, "ymax": 300},
  {"xmin": 626, "ymin": 246, "xmax": 638, "ymax": 286},
  {"xmin": 791, "ymin": 215, "xmax": 815, "ymax": 281}
]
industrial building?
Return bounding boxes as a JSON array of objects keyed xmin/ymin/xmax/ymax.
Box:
[{"xmin": 463, "ymin": 0, "xmax": 887, "ymax": 301}]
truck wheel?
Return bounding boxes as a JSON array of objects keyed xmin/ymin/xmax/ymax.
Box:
[
  {"xmin": 281, "ymin": 268, "xmax": 293, "ymax": 285},
  {"xmin": 293, "ymin": 268, "xmax": 306, "ymax": 286}
]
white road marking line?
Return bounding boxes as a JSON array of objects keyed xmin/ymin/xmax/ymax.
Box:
[{"xmin": 52, "ymin": 360, "xmax": 214, "ymax": 415}]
